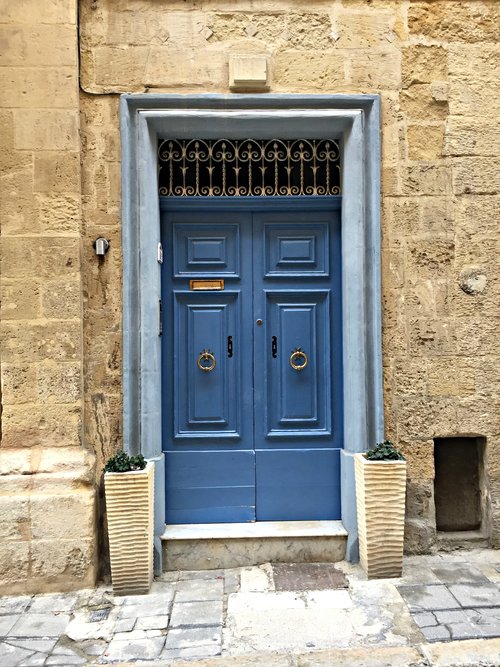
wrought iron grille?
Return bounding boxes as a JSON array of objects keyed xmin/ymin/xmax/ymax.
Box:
[{"xmin": 158, "ymin": 139, "xmax": 341, "ymax": 197}]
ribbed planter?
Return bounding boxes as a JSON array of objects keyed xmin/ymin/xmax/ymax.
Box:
[
  {"xmin": 104, "ymin": 461, "xmax": 154, "ymax": 595},
  {"xmin": 354, "ymin": 453, "xmax": 407, "ymax": 579}
]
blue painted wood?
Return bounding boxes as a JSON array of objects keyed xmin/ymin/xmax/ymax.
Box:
[
  {"xmin": 256, "ymin": 449, "xmax": 341, "ymax": 521},
  {"xmin": 161, "ymin": 199, "xmax": 342, "ymax": 523},
  {"xmin": 165, "ymin": 451, "xmax": 255, "ymax": 523}
]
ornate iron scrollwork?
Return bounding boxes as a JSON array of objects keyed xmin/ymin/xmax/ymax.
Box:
[{"xmin": 158, "ymin": 138, "xmax": 341, "ymax": 197}]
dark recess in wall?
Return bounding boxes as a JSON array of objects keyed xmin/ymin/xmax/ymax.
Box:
[{"xmin": 434, "ymin": 436, "xmax": 485, "ymax": 532}]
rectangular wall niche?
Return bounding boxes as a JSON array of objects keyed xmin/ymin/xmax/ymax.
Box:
[{"xmin": 434, "ymin": 437, "xmax": 486, "ymax": 532}]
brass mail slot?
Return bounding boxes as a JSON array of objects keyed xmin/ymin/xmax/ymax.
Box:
[{"xmin": 190, "ymin": 279, "xmax": 225, "ymax": 291}]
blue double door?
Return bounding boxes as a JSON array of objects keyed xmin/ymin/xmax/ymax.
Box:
[{"xmin": 161, "ymin": 199, "xmax": 343, "ymax": 524}]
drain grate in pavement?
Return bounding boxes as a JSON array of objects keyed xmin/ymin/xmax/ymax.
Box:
[
  {"xmin": 272, "ymin": 563, "xmax": 348, "ymax": 591},
  {"xmin": 89, "ymin": 608, "xmax": 111, "ymax": 622}
]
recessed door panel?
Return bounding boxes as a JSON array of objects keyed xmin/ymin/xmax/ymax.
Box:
[
  {"xmin": 173, "ymin": 292, "xmax": 240, "ymax": 438},
  {"xmin": 173, "ymin": 221, "xmax": 240, "ymax": 277},
  {"xmin": 266, "ymin": 291, "xmax": 331, "ymax": 436},
  {"xmin": 264, "ymin": 222, "xmax": 330, "ymax": 276}
]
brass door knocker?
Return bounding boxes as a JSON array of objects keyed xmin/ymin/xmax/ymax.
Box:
[
  {"xmin": 197, "ymin": 349, "xmax": 216, "ymax": 372},
  {"xmin": 289, "ymin": 347, "xmax": 308, "ymax": 371}
]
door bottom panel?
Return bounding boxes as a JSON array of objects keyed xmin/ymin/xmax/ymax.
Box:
[{"xmin": 255, "ymin": 449, "xmax": 341, "ymax": 521}]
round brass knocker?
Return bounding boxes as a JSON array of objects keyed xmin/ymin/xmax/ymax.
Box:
[
  {"xmin": 197, "ymin": 349, "xmax": 216, "ymax": 372},
  {"xmin": 289, "ymin": 347, "xmax": 308, "ymax": 372}
]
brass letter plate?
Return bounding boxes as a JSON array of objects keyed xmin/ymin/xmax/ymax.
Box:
[{"xmin": 190, "ymin": 279, "xmax": 225, "ymax": 291}]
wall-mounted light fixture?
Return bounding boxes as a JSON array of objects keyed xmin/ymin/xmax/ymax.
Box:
[{"xmin": 93, "ymin": 237, "xmax": 110, "ymax": 257}]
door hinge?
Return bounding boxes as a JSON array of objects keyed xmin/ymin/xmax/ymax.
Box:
[
  {"xmin": 158, "ymin": 299, "xmax": 163, "ymax": 336},
  {"xmin": 157, "ymin": 242, "xmax": 163, "ymax": 264}
]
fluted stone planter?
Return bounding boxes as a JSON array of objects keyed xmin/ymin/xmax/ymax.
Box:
[
  {"xmin": 104, "ymin": 461, "xmax": 154, "ymax": 595},
  {"xmin": 354, "ymin": 453, "xmax": 407, "ymax": 579}
]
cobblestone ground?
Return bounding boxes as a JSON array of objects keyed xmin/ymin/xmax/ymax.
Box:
[{"xmin": 0, "ymin": 549, "xmax": 499, "ymax": 666}]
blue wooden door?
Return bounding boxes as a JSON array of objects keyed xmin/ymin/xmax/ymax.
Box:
[{"xmin": 161, "ymin": 199, "xmax": 342, "ymax": 524}]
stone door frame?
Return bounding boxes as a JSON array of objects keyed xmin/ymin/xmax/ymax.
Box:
[{"xmin": 120, "ymin": 94, "xmax": 383, "ymax": 569}]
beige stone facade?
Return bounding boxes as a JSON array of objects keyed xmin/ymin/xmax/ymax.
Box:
[{"xmin": 1, "ymin": 0, "xmax": 499, "ymax": 593}]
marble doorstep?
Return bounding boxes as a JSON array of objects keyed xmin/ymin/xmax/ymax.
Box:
[{"xmin": 161, "ymin": 521, "xmax": 347, "ymax": 571}]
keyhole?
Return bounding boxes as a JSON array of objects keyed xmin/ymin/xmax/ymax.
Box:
[{"xmin": 256, "ymin": 319, "xmax": 263, "ymax": 326}]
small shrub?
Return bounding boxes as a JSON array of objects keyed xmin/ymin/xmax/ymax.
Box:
[
  {"xmin": 365, "ymin": 440, "xmax": 405, "ymax": 461},
  {"xmin": 104, "ymin": 451, "xmax": 147, "ymax": 473}
]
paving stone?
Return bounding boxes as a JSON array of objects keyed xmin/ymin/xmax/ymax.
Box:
[
  {"xmin": 117, "ymin": 589, "xmax": 174, "ymax": 607},
  {"xmin": 434, "ymin": 609, "xmax": 471, "ymax": 624},
  {"xmin": 447, "ymin": 583, "xmax": 500, "ymax": 608},
  {"xmin": 0, "ymin": 614, "xmax": 21, "ymax": 637},
  {"xmin": 0, "ymin": 642, "xmax": 34, "ymax": 665},
  {"xmin": 397, "ymin": 585, "xmax": 461, "ymax": 612},
  {"xmin": 228, "ymin": 592, "xmax": 305, "ymax": 613},
  {"xmin": 420, "ymin": 624, "xmax": 451, "ymax": 642},
  {"xmin": 305, "ymin": 590, "xmax": 353, "ymax": 609},
  {"xmin": 135, "ymin": 614, "xmax": 170, "ymax": 630},
  {"xmin": 448, "ymin": 622, "xmax": 481, "ymax": 640},
  {"xmin": 421, "ymin": 637, "xmax": 500, "ymax": 666},
  {"xmin": 113, "ymin": 629, "xmax": 148, "ymax": 640},
  {"xmin": 170, "ymin": 600, "xmax": 223, "ymax": 628},
  {"xmin": 160, "ymin": 643, "xmax": 222, "ymax": 660},
  {"xmin": 80, "ymin": 640, "xmax": 106, "ymax": 656},
  {"xmin": 223, "ymin": 569, "xmax": 241, "ymax": 595},
  {"xmin": 113, "ymin": 617, "xmax": 136, "ymax": 633},
  {"xmin": 9, "ymin": 613, "xmax": 70, "ymax": 638},
  {"xmin": 28, "ymin": 595, "xmax": 77, "ymax": 614},
  {"xmin": 178, "ymin": 570, "xmax": 224, "ymax": 581},
  {"xmin": 18, "ymin": 653, "xmax": 48, "ymax": 666},
  {"xmin": 46, "ymin": 655, "xmax": 87, "ymax": 665},
  {"xmin": 431, "ymin": 563, "xmax": 489, "ymax": 585},
  {"xmin": 240, "ymin": 565, "xmax": 274, "ymax": 593},
  {"xmin": 164, "ymin": 625, "xmax": 222, "ymax": 650},
  {"xmin": 6, "ymin": 639, "xmax": 57, "ymax": 653},
  {"xmin": 0, "ymin": 597, "xmax": 32, "ymax": 615},
  {"xmin": 103, "ymin": 636, "xmax": 165, "ymax": 661},
  {"xmin": 224, "ymin": 608, "xmax": 353, "ymax": 653},
  {"xmin": 413, "ymin": 612, "xmax": 437, "ymax": 628},
  {"xmin": 273, "ymin": 563, "xmax": 347, "ymax": 592},
  {"xmin": 117, "ymin": 599, "xmax": 171, "ymax": 619},
  {"xmin": 175, "ymin": 579, "xmax": 224, "ymax": 602}
]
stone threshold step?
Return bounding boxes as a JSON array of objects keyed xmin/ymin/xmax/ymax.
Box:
[
  {"xmin": 161, "ymin": 521, "xmax": 347, "ymax": 571},
  {"xmin": 161, "ymin": 520, "xmax": 347, "ymax": 541}
]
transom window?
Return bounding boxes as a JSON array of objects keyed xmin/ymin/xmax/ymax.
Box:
[{"xmin": 158, "ymin": 138, "xmax": 341, "ymax": 197}]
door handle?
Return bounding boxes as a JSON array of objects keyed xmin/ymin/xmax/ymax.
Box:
[
  {"xmin": 227, "ymin": 336, "xmax": 233, "ymax": 358},
  {"xmin": 272, "ymin": 336, "xmax": 278, "ymax": 358}
]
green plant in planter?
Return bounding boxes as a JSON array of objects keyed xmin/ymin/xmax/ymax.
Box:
[
  {"xmin": 104, "ymin": 451, "xmax": 146, "ymax": 473},
  {"xmin": 365, "ymin": 440, "xmax": 405, "ymax": 461}
]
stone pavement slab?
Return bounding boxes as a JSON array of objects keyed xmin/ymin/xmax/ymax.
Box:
[
  {"xmin": 0, "ymin": 615, "xmax": 21, "ymax": 637},
  {"xmin": 175, "ymin": 579, "xmax": 224, "ymax": 603},
  {"xmin": 447, "ymin": 582, "xmax": 500, "ymax": 608},
  {"xmin": 430, "ymin": 563, "xmax": 489, "ymax": 585},
  {"xmin": 9, "ymin": 613, "xmax": 70, "ymax": 638},
  {"xmin": 0, "ymin": 597, "xmax": 31, "ymax": 615},
  {"xmin": 420, "ymin": 636, "xmax": 500, "ymax": 666},
  {"xmin": 28, "ymin": 595, "xmax": 77, "ymax": 613},
  {"xmin": 104, "ymin": 636, "xmax": 165, "ymax": 661},
  {"xmin": 397, "ymin": 584, "xmax": 461, "ymax": 612},
  {"xmin": 164, "ymin": 625, "xmax": 222, "ymax": 651},
  {"xmin": 170, "ymin": 600, "xmax": 223, "ymax": 628}
]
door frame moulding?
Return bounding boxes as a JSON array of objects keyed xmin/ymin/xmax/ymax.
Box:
[{"xmin": 120, "ymin": 94, "xmax": 383, "ymax": 570}]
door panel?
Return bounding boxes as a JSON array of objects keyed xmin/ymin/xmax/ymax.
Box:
[
  {"xmin": 265, "ymin": 291, "xmax": 331, "ymax": 436},
  {"xmin": 173, "ymin": 291, "xmax": 240, "ymax": 438},
  {"xmin": 165, "ymin": 450, "xmax": 255, "ymax": 523},
  {"xmin": 256, "ymin": 449, "xmax": 341, "ymax": 521}
]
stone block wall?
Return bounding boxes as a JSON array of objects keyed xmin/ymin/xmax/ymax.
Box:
[
  {"xmin": 1, "ymin": 0, "xmax": 500, "ymax": 592},
  {"xmin": 0, "ymin": 0, "xmax": 97, "ymax": 594}
]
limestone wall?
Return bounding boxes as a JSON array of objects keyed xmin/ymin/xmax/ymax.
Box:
[
  {"xmin": 1, "ymin": 0, "xmax": 500, "ymax": 592},
  {"xmin": 0, "ymin": 0, "xmax": 96, "ymax": 593}
]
